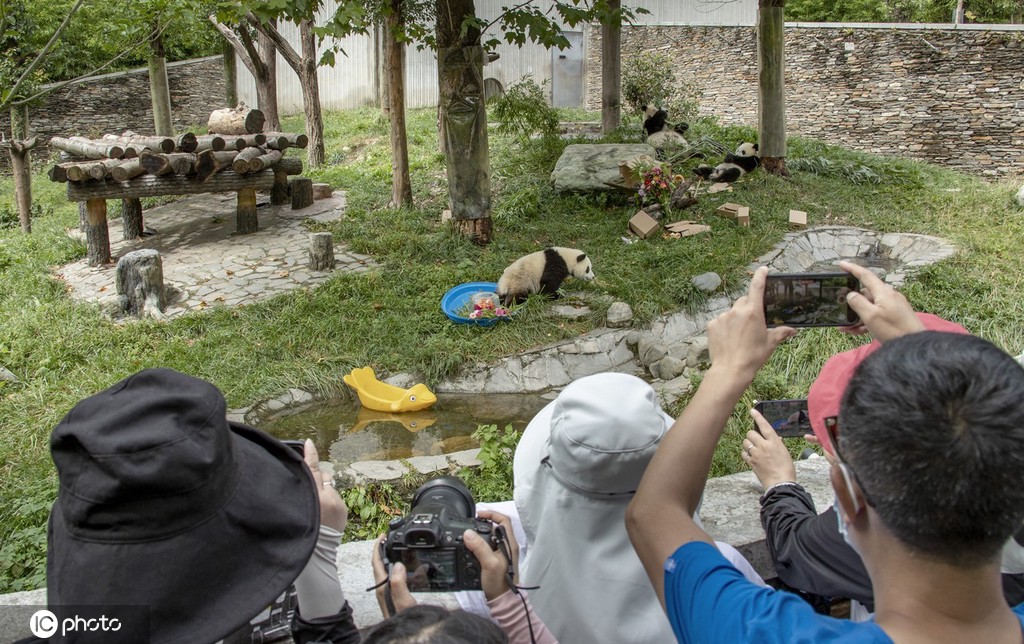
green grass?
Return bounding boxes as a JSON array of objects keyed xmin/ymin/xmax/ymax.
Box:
[{"xmin": 1, "ymin": 107, "xmax": 1022, "ymax": 591}]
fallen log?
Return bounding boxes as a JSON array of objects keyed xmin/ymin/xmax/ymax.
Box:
[
  {"xmin": 102, "ymin": 133, "xmax": 175, "ymax": 154},
  {"xmin": 232, "ymin": 146, "xmax": 266, "ymax": 174},
  {"xmin": 196, "ymin": 150, "xmax": 238, "ymax": 181},
  {"xmin": 51, "ymin": 136, "xmax": 124, "ymax": 160},
  {"xmin": 264, "ymin": 132, "xmax": 308, "ymax": 149},
  {"xmin": 110, "ymin": 159, "xmax": 146, "ymax": 182},
  {"xmin": 207, "ymin": 105, "xmax": 265, "ymax": 135},
  {"xmin": 176, "ymin": 133, "xmax": 199, "ymax": 153},
  {"xmin": 140, "ymin": 152, "xmax": 197, "ymax": 176},
  {"xmin": 246, "ymin": 149, "xmax": 282, "ymax": 173},
  {"xmin": 223, "ymin": 133, "xmax": 267, "ymax": 152},
  {"xmin": 194, "ymin": 135, "xmax": 226, "ymax": 153}
]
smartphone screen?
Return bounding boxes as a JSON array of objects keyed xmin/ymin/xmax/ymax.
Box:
[
  {"xmin": 754, "ymin": 399, "xmax": 810, "ymax": 438},
  {"xmin": 763, "ymin": 273, "xmax": 861, "ymax": 327}
]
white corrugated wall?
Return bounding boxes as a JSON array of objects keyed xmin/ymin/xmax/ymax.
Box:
[{"xmin": 237, "ymin": 0, "xmax": 757, "ymax": 113}]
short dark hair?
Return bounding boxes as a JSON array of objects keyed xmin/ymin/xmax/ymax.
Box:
[
  {"xmin": 361, "ymin": 605, "xmax": 508, "ymax": 644},
  {"xmin": 839, "ymin": 331, "xmax": 1024, "ymax": 567}
]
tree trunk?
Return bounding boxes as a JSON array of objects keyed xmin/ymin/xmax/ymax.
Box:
[
  {"xmin": 223, "ymin": 38, "xmax": 239, "ymax": 108},
  {"xmin": 258, "ymin": 20, "xmax": 282, "ymax": 132},
  {"xmin": 299, "ymin": 21, "xmax": 325, "ymax": 168},
  {"xmin": 148, "ymin": 24, "xmax": 174, "ymax": 137},
  {"xmin": 8, "ymin": 105, "xmax": 34, "ymax": 233},
  {"xmin": 308, "ymin": 232, "xmax": 335, "ymax": 271},
  {"xmin": 601, "ymin": 0, "xmax": 622, "ymax": 133},
  {"xmin": 116, "ymin": 249, "xmax": 166, "ymax": 319},
  {"xmin": 386, "ymin": 0, "xmax": 413, "ymax": 207},
  {"xmin": 436, "ymin": 0, "xmax": 493, "ymax": 245},
  {"xmin": 84, "ymin": 198, "xmax": 111, "ymax": 266},
  {"xmin": 237, "ymin": 187, "xmax": 259, "ymax": 234},
  {"xmin": 210, "ymin": 17, "xmax": 281, "ymax": 131},
  {"xmin": 121, "ymin": 198, "xmax": 144, "ymax": 240},
  {"xmin": 757, "ymin": 0, "xmax": 789, "ymax": 176}
]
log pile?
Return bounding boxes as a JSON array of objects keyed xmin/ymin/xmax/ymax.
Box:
[{"xmin": 48, "ymin": 128, "xmax": 308, "ymax": 184}]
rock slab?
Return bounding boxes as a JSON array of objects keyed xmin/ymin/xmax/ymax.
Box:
[{"xmin": 551, "ymin": 144, "xmax": 657, "ymax": 193}]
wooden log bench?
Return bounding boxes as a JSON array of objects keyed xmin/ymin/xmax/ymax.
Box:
[{"xmin": 65, "ymin": 158, "xmax": 303, "ymax": 266}]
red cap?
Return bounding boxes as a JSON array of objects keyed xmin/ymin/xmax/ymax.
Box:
[{"xmin": 807, "ymin": 314, "xmax": 970, "ymax": 452}]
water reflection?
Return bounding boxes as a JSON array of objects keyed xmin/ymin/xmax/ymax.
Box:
[{"xmin": 259, "ymin": 393, "xmax": 550, "ymax": 469}]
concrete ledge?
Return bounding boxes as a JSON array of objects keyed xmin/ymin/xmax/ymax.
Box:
[{"xmin": 0, "ymin": 458, "xmax": 831, "ymax": 637}]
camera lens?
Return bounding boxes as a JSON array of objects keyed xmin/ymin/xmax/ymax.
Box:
[{"xmin": 410, "ymin": 476, "xmax": 475, "ymax": 519}]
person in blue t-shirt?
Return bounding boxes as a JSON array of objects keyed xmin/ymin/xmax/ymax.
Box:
[{"xmin": 626, "ymin": 261, "xmax": 1024, "ymax": 644}]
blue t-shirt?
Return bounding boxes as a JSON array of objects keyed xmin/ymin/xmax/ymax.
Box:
[{"xmin": 663, "ymin": 541, "xmax": 1024, "ymax": 643}]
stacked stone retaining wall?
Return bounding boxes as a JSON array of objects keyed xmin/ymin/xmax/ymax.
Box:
[
  {"xmin": 0, "ymin": 56, "xmax": 226, "ymax": 169},
  {"xmin": 586, "ymin": 24, "xmax": 1024, "ymax": 176}
]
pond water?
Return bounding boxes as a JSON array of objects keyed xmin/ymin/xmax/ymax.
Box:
[{"xmin": 260, "ymin": 393, "xmax": 551, "ymax": 468}]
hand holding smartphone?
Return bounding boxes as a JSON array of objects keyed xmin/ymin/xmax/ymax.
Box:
[
  {"xmin": 753, "ymin": 398, "xmax": 810, "ymax": 438},
  {"xmin": 763, "ymin": 272, "xmax": 861, "ymax": 328}
]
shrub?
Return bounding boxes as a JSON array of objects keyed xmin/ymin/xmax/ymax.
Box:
[
  {"xmin": 622, "ymin": 52, "xmax": 701, "ymax": 124},
  {"xmin": 490, "ymin": 76, "xmax": 560, "ymax": 140}
]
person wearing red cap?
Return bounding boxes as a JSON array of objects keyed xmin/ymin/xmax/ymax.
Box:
[
  {"xmin": 746, "ymin": 312, "xmax": 1024, "ymax": 617},
  {"xmin": 627, "ymin": 261, "xmax": 1024, "ymax": 643}
]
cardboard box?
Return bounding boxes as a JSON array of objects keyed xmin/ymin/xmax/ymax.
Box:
[
  {"xmin": 664, "ymin": 220, "xmax": 712, "ymax": 238},
  {"xmin": 716, "ymin": 202, "xmax": 743, "ymax": 218},
  {"xmin": 789, "ymin": 210, "xmax": 808, "ymax": 229},
  {"xmin": 736, "ymin": 206, "xmax": 750, "ymax": 227},
  {"xmin": 628, "ymin": 210, "xmax": 661, "ymax": 239},
  {"xmin": 707, "ymin": 182, "xmax": 732, "ymax": 194}
]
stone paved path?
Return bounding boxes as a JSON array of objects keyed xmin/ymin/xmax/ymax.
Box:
[{"xmin": 56, "ymin": 191, "xmax": 375, "ymax": 318}]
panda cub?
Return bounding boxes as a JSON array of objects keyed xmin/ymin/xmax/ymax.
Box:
[
  {"xmin": 642, "ymin": 104, "xmax": 689, "ymax": 147},
  {"xmin": 497, "ymin": 247, "xmax": 594, "ymax": 306},
  {"xmin": 693, "ymin": 143, "xmax": 760, "ymax": 183}
]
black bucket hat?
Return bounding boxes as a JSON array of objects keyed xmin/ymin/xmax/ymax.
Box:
[{"xmin": 46, "ymin": 368, "xmax": 319, "ymax": 644}]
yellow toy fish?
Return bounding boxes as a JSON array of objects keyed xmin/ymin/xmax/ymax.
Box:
[{"xmin": 343, "ymin": 367, "xmax": 437, "ymax": 413}]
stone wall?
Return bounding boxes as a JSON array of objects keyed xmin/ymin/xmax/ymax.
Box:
[
  {"xmin": 586, "ymin": 24, "xmax": 1024, "ymax": 176},
  {"xmin": 1, "ymin": 56, "xmax": 226, "ymax": 168}
]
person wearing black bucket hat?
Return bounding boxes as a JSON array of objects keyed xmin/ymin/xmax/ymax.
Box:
[{"xmin": 37, "ymin": 368, "xmax": 361, "ymax": 644}]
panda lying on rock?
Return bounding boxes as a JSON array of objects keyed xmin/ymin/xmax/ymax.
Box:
[
  {"xmin": 693, "ymin": 142, "xmax": 760, "ymax": 183},
  {"xmin": 497, "ymin": 247, "xmax": 594, "ymax": 306},
  {"xmin": 642, "ymin": 104, "xmax": 689, "ymax": 147}
]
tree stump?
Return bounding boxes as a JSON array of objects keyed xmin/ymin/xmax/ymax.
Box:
[
  {"xmin": 121, "ymin": 198, "xmax": 144, "ymax": 240},
  {"xmin": 309, "ymin": 232, "xmax": 335, "ymax": 271},
  {"xmin": 237, "ymin": 188, "xmax": 258, "ymax": 234},
  {"xmin": 84, "ymin": 198, "xmax": 111, "ymax": 266},
  {"xmin": 271, "ymin": 169, "xmax": 290, "ymax": 205},
  {"xmin": 116, "ymin": 249, "xmax": 166, "ymax": 319},
  {"xmin": 312, "ymin": 183, "xmax": 333, "ymax": 200},
  {"xmin": 290, "ymin": 177, "xmax": 314, "ymax": 210}
]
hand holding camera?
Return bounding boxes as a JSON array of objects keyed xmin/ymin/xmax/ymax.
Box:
[{"xmin": 838, "ymin": 260, "xmax": 925, "ymax": 343}]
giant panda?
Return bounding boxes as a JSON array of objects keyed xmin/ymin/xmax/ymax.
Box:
[
  {"xmin": 642, "ymin": 104, "xmax": 689, "ymax": 147},
  {"xmin": 497, "ymin": 247, "xmax": 595, "ymax": 306},
  {"xmin": 693, "ymin": 142, "xmax": 760, "ymax": 183}
]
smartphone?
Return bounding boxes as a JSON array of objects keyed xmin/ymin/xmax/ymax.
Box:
[
  {"xmin": 753, "ymin": 398, "xmax": 810, "ymax": 438},
  {"xmin": 281, "ymin": 439, "xmax": 306, "ymax": 457},
  {"xmin": 763, "ymin": 272, "xmax": 861, "ymax": 327}
]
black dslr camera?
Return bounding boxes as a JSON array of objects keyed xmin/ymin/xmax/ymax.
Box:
[{"xmin": 382, "ymin": 476, "xmax": 501, "ymax": 592}]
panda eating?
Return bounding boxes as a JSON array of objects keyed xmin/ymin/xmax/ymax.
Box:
[
  {"xmin": 693, "ymin": 142, "xmax": 760, "ymax": 183},
  {"xmin": 642, "ymin": 104, "xmax": 689, "ymax": 147},
  {"xmin": 497, "ymin": 247, "xmax": 595, "ymax": 306}
]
